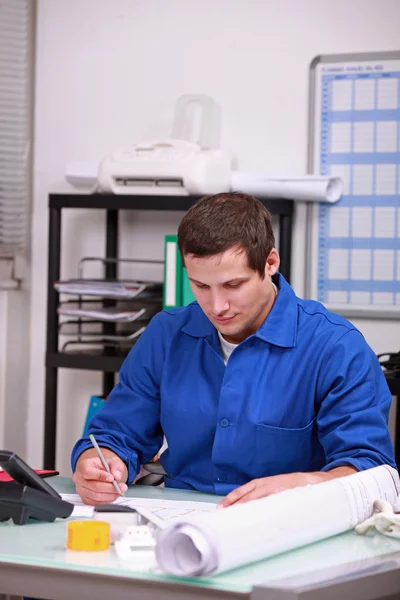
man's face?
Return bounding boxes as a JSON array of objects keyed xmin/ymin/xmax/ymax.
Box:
[{"xmin": 184, "ymin": 245, "xmax": 280, "ymax": 344}]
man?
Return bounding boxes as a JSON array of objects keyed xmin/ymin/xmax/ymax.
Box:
[{"xmin": 71, "ymin": 192, "xmax": 396, "ymax": 506}]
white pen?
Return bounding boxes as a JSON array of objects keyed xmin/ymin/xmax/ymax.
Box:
[{"xmin": 89, "ymin": 434, "xmax": 123, "ymax": 496}]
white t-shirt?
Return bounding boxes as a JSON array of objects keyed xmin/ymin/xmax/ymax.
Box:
[
  {"xmin": 218, "ymin": 331, "xmax": 238, "ymax": 365},
  {"xmin": 217, "ymin": 282, "xmax": 278, "ymax": 365}
]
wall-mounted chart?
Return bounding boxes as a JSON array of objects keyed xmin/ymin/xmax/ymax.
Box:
[{"xmin": 308, "ymin": 51, "xmax": 400, "ymax": 317}]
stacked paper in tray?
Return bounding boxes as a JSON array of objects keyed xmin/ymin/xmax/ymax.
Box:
[
  {"xmin": 58, "ymin": 306, "xmax": 147, "ymax": 323},
  {"xmin": 155, "ymin": 465, "xmax": 400, "ymax": 576},
  {"xmin": 54, "ymin": 280, "xmax": 148, "ymax": 299}
]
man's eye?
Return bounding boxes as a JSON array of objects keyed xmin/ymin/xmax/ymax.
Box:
[
  {"xmin": 195, "ymin": 283, "xmax": 208, "ymax": 289},
  {"xmin": 227, "ymin": 283, "xmax": 242, "ymax": 289}
]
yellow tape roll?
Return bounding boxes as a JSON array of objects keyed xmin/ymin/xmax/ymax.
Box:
[{"xmin": 67, "ymin": 520, "xmax": 110, "ymax": 551}]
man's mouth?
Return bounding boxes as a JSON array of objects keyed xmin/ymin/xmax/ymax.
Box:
[{"xmin": 213, "ymin": 314, "xmax": 237, "ymax": 324}]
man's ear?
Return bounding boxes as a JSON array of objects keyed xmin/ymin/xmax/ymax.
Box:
[{"xmin": 265, "ymin": 249, "xmax": 280, "ymax": 276}]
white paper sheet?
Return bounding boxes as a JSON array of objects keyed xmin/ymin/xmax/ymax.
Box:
[
  {"xmin": 57, "ymin": 306, "xmax": 146, "ymax": 323},
  {"xmin": 61, "ymin": 493, "xmax": 217, "ymax": 527},
  {"xmin": 155, "ymin": 465, "xmax": 400, "ymax": 576},
  {"xmin": 231, "ymin": 172, "xmax": 343, "ymax": 203}
]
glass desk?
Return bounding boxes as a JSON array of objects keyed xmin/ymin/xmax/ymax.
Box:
[{"xmin": 1, "ymin": 477, "xmax": 400, "ymax": 600}]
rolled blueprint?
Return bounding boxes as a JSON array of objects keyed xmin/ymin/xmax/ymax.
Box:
[
  {"xmin": 155, "ymin": 465, "xmax": 400, "ymax": 576},
  {"xmin": 231, "ymin": 172, "xmax": 343, "ymax": 203}
]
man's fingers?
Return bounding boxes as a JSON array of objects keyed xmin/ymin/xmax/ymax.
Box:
[
  {"xmin": 75, "ymin": 479, "xmax": 128, "ymax": 505},
  {"xmin": 108, "ymin": 457, "xmax": 128, "ymax": 482},
  {"xmin": 233, "ymin": 488, "xmax": 267, "ymax": 505},
  {"xmin": 218, "ymin": 480, "xmax": 257, "ymax": 508},
  {"xmin": 74, "ymin": 456, "xmax": 113, "ymax": 480},
  {"xmin": 73, "ymin": 467, "xmax": 114, "ymax": 484},
  {"xmin": 110, "ymin": 467, "xmax": 125, "ymax": 482},
  {"xmin": 77, "ymin": 478, "xmax": 127, "ymax": 495},
  {"xmin": 77, "ymin": 488, "xmax": 121, "ymax": 506}
]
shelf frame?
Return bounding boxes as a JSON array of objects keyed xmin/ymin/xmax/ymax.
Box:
[{"xmin": 44, "ymin": 193, "xmax": 294, "ymax": 469}]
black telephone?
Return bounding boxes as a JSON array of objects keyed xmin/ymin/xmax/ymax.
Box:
[{"xmin": 0, "ymin": 450, "xmax": 74, "ymax": 525}]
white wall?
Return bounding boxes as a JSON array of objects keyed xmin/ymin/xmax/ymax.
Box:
[
  {"xmin": 0, "ymin": 289, "xmax": 30, "ymax": 456},
  {"xmin": 29, "ymin": 0, "xmax": 400, "ymax": 473}
]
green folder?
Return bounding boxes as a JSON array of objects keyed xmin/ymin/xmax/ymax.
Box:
[
  {"xmin": 182, "ymin": 268, "xmax": 196, "ymax": 305},
  {"xmin": 163, "ymin": 235, "xmax": 182, "ymax": 309}
]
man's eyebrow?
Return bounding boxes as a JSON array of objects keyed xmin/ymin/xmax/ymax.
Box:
[
  {"xmin": 189, "ymin": 277, "xmax": 249, "ymax": 285},
  {"xmin": 223, "ymin": 277, "xmax": 249, "ymax": 284}
]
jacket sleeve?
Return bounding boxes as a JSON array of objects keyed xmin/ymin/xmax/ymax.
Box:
[
  {"xmin": 316, "ymin": 329, "xmax": 396, "ymax": 472},
  {"xmin": 70, "ymin": 312, "xmax": 167, "ymax": 484}
]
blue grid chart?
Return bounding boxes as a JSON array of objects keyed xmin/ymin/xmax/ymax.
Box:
[{"xmin": 317, "ymin": 68, "xmax": 400, "ymax": 310}]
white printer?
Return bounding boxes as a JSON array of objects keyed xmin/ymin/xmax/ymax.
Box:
[
  {"xmin": 97, "ymin": 138, "xmax": 231, "ymax": 196},
  {"xmin": 97, "ymin": 94, "xmax": 231, "ymax": 196}
]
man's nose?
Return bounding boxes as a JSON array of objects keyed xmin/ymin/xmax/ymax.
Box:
[{"xmin": 211, "ymin": 293, "xmax": 229, "ymax": 315}]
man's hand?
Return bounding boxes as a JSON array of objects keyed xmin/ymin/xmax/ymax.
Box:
[
  {"xmin": 72, "ymin": 447, "xmax": 129, "ymax": 505},
  {"xmin": 217, "ymin": 466, "xmax": 357, "ymax": 508}
]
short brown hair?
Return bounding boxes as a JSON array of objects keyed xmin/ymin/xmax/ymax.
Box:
[{"xmin": 177, "ymin": 192, "xmax": 276, "ymax": 278}]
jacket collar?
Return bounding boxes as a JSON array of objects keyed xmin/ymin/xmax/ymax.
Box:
[{"xmin": 181, "ymin": 273, "xmax": 298, "ymax": 348}]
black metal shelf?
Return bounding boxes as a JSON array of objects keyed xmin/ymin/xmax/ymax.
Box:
[
  {"xmin": 44, "ymin": 192, "xmax": 294, "ymax": 469},
  {"xmin": 385, "ymin": 374, "xmax": 400, "ymax": 396},
  {"xmin": 46, "ymin": 352, "xmax": 126, "ymax": 372},
  {"xmin": 49, "ymin": 193, "xmax": 294, "ymax": 216}
]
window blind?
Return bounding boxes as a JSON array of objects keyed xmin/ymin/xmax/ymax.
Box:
[{"xmin": 0, "ymin": 0, "xmax": 32, "ymax": 264}]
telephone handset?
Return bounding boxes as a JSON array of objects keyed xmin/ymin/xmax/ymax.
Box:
[{"xmin": 0, "ymin": 450, "xmax": 74, "ymax": 525}]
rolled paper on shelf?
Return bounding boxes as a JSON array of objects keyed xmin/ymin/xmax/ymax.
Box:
[{"xmin": 231, "ymin": 172, "xmax": 343, "ymax": 203}]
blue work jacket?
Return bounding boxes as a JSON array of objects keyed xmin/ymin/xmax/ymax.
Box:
[{"xmin": 71, "ymin": 274, "xmax": 396, "ymax": 495}]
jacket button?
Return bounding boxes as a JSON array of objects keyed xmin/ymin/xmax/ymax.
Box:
[{"xmin": 220, "ymin": 418, "xmax": 230, "ymax": 428}]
